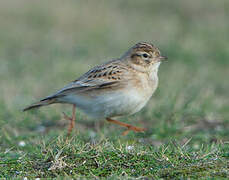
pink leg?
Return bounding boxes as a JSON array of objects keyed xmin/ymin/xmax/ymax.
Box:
[{"xmin": 63, "ymin": 104, "xmax": 76, "ymax": 136}]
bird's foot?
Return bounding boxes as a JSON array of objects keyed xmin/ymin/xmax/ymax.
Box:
[
  {"xmin": 62, "ymin": 104, "xmax": 76, "ymax": 136},
  {"xmin": 106, "ymin": 118, "xmax": 146, "ymax": 136}
]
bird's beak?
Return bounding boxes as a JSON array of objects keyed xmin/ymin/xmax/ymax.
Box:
[
  {"xmin": 159, "ymin": 56, "xmax": 168, "ymax": 60},
  {"xmin": 158, "ymin": 56, "xmax": 168, "ymax": 61}
]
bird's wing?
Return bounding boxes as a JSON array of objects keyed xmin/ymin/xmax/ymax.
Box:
[{"xmin": 41, "ymin": 59, "xmax": 131, "ymax": 100}]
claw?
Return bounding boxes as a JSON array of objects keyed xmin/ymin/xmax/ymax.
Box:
[
  {"xmin": 62, "ymin": 112, "xmax": 72, "ymax": 121},
  {"xmin": 122, "ymin": 126, "xmax": 146, "ymax": 136}
]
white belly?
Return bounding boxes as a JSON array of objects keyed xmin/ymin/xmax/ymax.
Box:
[{"xmin": 60, "ymin": 89, "xmax": 151, "ymax": 118}]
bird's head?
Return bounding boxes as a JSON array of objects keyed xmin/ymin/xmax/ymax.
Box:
[{"xmin": 122, "ymin": 42, "xmax": 167, "ymax": 74}]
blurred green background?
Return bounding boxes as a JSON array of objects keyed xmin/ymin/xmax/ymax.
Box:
[{"xmin": 0, "ymin": 0, "xmax": 229, "ymax": 157}]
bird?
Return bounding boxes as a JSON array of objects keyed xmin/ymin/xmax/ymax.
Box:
[{"xmin": 23, "ymin": 42, "xmax": 167, "ymax": 136}]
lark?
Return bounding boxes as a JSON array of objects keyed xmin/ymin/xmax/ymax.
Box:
[{"xmin": 23, "ymin": 42, "xmax": 167, "ymax": 135}]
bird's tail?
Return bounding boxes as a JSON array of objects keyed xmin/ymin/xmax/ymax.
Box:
[{"xmin": 23, "ymin": 98, "xmax": 56, "ymax": 111}]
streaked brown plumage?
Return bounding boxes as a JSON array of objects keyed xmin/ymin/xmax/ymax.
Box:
[{"xmin": 23, "ymin": 42, "xmax": 167, "ymax": 135}]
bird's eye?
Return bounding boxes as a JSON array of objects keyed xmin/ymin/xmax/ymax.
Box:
[{"xmin": 142, "ymin": 53, "xmax": 149, "ymax": 58}]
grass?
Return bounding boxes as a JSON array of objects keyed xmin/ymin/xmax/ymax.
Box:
[
  {"xmin": 0, "ymin": 0, "xmax": 229, "ymax": 178},
  {"xmin": 1, "ymin": 136, "xmax": 229, "ymax": 178}
]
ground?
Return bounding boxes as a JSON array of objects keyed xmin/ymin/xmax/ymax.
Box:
[{"xmin": 0, "ymin": 0, "xmax": 229, "ymax": 178}]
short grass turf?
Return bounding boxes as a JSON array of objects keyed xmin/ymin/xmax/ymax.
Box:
[
  {"xmin": 0, "ymin": 0, "xmax": 229, "ymax": 178},
  {"xmin": 1, "ymin": 136, "xmax": 229, "ymax": 179}
]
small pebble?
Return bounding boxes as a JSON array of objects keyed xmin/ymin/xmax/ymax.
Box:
[
  {"xmin": 126, "ymin": 145, "xmax": 134, "ymax": 150},
  {"xmin": 18, "ymin": 141, "xmax": 26, "ymax": 147}
]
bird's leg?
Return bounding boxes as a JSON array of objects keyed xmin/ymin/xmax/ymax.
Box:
[
  {"xmin": 106, "ymin": 118, "xmax": 146, "ymax": 136},
  {"xmin": 63, "ymin": 104, "xmax": 76, "ymax": 136}
]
